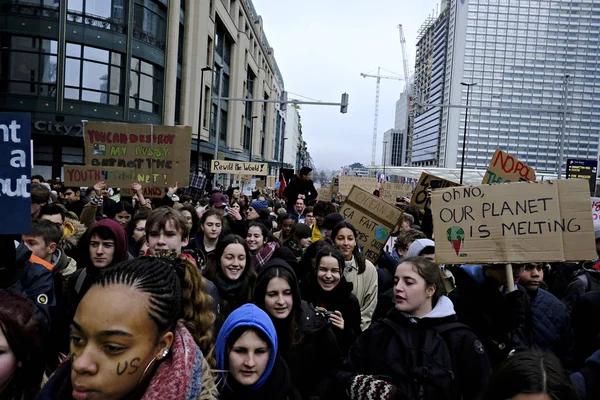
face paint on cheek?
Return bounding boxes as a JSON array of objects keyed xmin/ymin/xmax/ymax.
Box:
[{"xmin": 116, "ymin": 357, "xmax": 141, "ymax": 376}]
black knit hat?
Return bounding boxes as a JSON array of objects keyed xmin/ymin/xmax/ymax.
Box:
[{"xmin": 322, "ymin": 213, "xmax": 344, "ymax": 230}]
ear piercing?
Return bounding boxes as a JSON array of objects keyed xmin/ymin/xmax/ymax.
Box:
[{"xmin": 162, "ymin": 349, "xmax": 169, "ymax": 358}]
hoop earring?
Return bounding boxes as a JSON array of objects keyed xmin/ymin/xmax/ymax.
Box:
[{"xmin": 139, "ymin": 357, "xmax": 157, "ymax": 384}]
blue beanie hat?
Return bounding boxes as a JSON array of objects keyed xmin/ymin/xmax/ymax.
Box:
[
  {"xmin": 250, "ymin": 200, "xmax": 269, "ymax": 213},
  {"xmin": 216, "ymin": 304, "xmax": 278, "ymax": 390}
]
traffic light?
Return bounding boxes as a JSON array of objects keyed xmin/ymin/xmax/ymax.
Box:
[{"xmin": 340, "ymin": 92, "xmax": 349, "ymax": 114}]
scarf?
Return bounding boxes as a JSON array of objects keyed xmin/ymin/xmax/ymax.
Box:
[
  {"xmin": 39, "ymin": 323, "xmax": 205, "ymax": 400},
  {"xmin": 251, "ymin": 242, "xmax": 280, "ymax": 272},
  {"xmin": 214, "ymin": 272, "xmax": 245, "ymax": 300}
]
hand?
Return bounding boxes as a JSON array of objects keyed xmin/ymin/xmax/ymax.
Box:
[
  {"xmin": 167, "ymin": 182, "xmax": 179, "ymax": 195},
  {"xmin": 329, "ymin": 310, "xmax": 344, "ymax": 330},
  {"xmin": 93, "ymin": 181, "xmax": 107, "ymax": 193},
  {"xmin": 228, "ymin": 207, "xmax": 242, "ymax": 221},
  {"xmin": 425, "ymin": 188, "xmax": 432, "ymax": 211},
  {"xmin": 402, "ymin": 196, "xmax": 411, "ymax": 205},
  {"xmin": 131, "ymin": 182, "xmax": 143, "ymax": 195}
]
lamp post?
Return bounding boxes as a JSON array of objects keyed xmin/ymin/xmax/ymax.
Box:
[
  {"xmin": 459, "ymin": 82, "xmax": 477, "ymax": 184},
  {"xmin": 557, "ymin": 74, "xmax": 570, "ymax": 179},
  {"xmin": 280, "ymin": 137, "xmax": 288, "ymax": 178},
  {"xmin": 250, "ymin": 115, "xmax": 258, "ymax": 162},
  {"xmin": 212, "ymin": 65, "xmax": 224, "ymax": 187},
  {"xmin": 196, "ymin": 66, "xmax": 213, "ymax": 173},
  {"xmin": 382, "ymin": 140, "xmax": 388, "ymax": 179}
]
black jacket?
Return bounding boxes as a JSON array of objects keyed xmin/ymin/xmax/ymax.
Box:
[
  {"xmin": 448, "ymin": 265, "xmax": 533, "ymax": 367},
  {"xmin": 283, "ymin": 176, "xmax": 317, "ymax": 210},
  {"xmin": 301, "ymin": 276, "xmax": 361, "ymax": 354},
  {"xmin": 335, "ymin": 305, "xmax": 492, "ymax": 400},
  {"xmin": 219, "ymin": 356, "xmax": 302, "ymax": 400}
]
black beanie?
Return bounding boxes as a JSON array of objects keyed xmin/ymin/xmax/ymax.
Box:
[{"xmin": 322, "ymin": 213, "xmax": 344, "ymax": 230}]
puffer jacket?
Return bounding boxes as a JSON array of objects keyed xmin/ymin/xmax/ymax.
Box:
[{"xmin": 529, "ymin": 288, "xmax": 573, "ymax": 366}]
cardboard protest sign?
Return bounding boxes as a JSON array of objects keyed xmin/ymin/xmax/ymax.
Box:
[
  {"xmin": 592, "ymin": 197, "xmax": 600, "ymax": 222},
  {"xmin": 432, "ymin": 180, "xmax": 596, "ymax": 264},
  {"xmin": 340, "ymin": 186, "xmax": 403, "ymax": 263},
  {"xmin": 482, "ymin": 149, "xmax": 536, "ymax": 184},
  {"xmin": 76, "ymin": 121, "xmax": 191, "ymax": 187},
  {"xmin": 411, "ymin": 173, "xmax": 459, "ymax": 210},
  {"xmin": 267, "ymin": 176, "xmax": 276, "ymax": 188},
  {"xmin": 0, "ymin": 113, "xmax": 31, "ymax": 234},
  {"xmin": 256, "ymin": 179, "xmax": 265, "ymax": 188},
  {"xmin": 211, "ymin": 160, "xmax": 268, "ymax": 176},
  {"xmin": 317, "ymin": 186, "xmax": 332, "ymax": 202},
  {"xmin": 120, "ymin": 186, "xmax": 165, "ymax": 198},
  {"xmin": 382, "ymin": 182, "xmax": 413, "ymax": 204},
  {"xmin": 235, "ymin": 174, "xmax": 252, "ymax": 183},
  {"xmin": 337, "ymin": 176, "xmax": 378, "ymax": 197}
]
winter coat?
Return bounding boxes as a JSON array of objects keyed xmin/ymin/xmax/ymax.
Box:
[
  {"xmin": 529, "ymin": 288, "xmax": 573, "ymax": 366},
  {"xmin": 448, "ymin": 265, "xmax": 533, "ymax": 367},
  {"xmin": 572, "ymin": 291, "xmax": 600, "ymax": 369},
  {"xmin": 344, "ymin": 257, "xmax": 378, "ymax": 330},
  {"xmin": 192, "ymin": 233, "xmax": 217, "ymax": 272},
  {"xmin": 571, "ymin": 349, "xmax": 600, "ymax": 400},
  {"xmin": 335, "ymin": 296, "xmax": 492, "ymax": 400},
  {"xmin": 283, "ymin": 176, "xmax": 317, "ymax": 212},
  {"xmin": 301, "ymin": 274, "xmax": 361, "ymax": 354},
  {"xmin": 563, "ymin": 267, "xmax": 600, "ymax": 312},
  {"xmin": 38, "ymin": 322, "xmax": 216, "ymax": 399}
]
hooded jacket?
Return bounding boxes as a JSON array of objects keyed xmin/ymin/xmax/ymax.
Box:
[
  {"xmin": 216, "ymin": 304, "xmax": 300, "ymax": 400},
  {"xmin": 335, "ymin": 296, "xmax": 492, "ymax": 400},
  {"xmin": 38, "ymin": 322, "xmax": 216, "ymax": 400},
  {"xmin": 67, "ymin": 219, "xmax": 129, "ymax": 314},
  {"xmin": 448, "ymin": 265, "xmax": 533, "ymax": 367},
  {"xmin": 257, "ymin": 259, "xmax": 343, "ymax": 399},
  {"xmin": 571, "ymin": 349, "xmax": 600, "ymax": 400}
]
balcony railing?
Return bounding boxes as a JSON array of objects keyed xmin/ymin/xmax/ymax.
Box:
[
  {"xmin": 132, "ymin": 27, "xmax": 166, "ymax": 51},
  {"xmin": 1, "ymin": 2, "xmax": 59, "ymax": 18},
  {"xmin": 66, "ymin": 10, "xmax": 126, "ymax": 34}
]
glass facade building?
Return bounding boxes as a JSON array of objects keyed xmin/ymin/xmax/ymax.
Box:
[{"xmin": 439, "ymin": 0, "xmax": 600, "ymax": 173}]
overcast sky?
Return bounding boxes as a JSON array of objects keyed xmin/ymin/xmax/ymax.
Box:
[{"xmin": 252, "ymin": 0, "xmax": 442, "ymax": 171}]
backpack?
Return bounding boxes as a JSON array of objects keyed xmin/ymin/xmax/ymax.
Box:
[{"xmin": 381, "ymin": 318, "xmax": 468, "ymax": 400}]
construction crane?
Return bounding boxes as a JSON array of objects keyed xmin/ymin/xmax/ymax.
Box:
[
  {"xmin": 360, "ymin": 67, "xmax": 404, "ymax": 166},
  {"xmin": 398, "ymin": 24, "xmax": 410, "ymax": 93}
]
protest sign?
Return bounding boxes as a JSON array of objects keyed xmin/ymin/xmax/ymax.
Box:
[
  {"xmin": 340, "ymin": 185, "xmax": 403, "ymax": 263},
  {"xmin": 592, "ymin": 197, "xmax": 600, "ymax": 222},
  {"xmin": 317, "ymin": 186, "xmax": 332, "ymax": 202},
  {"xmin": 0, "ymin": 113, "xmax": 31, "ymax": 234},
  {"xmin": 382, "ymin": 182, "xmax": 413, "ymax": 204},
  {"xmin": 410, "ymin": 173, "xmax": 459, "ymax": 210},
  {"xmin": 211, "ymin": 160, "xmax": 268, "ymax": 176},
  {"xmin": 432, "ymin": 180, "xmax": 596, "ymax": 264},
  {"xmin": 267, "ymin": 176, "xmax": 276, "ymax": 188},
  {"xmin": 235, "ymin": 174, "xmax": 252, "ymax": 183},
  {"xmin": 256, "ymin": 179, "xmax": 265, "ymax": 188},
  {"xmin": 482, "ymin": 149, "xmax": 536, "ymax": 184},
  {"xmin": 80, "ymin": 121, "xmax": 191, "ymax": 187},
  {"xmin": 337, "ymin": 176, "xmax": 378, "ymax": 197},
  {"xmin": 120, "ymin": 186, "xmax": 165, "ymax": 198}
]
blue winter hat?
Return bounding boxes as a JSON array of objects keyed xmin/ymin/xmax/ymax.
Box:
[
  {"xmin": 216, "ymin": 303, "xmax": 278, "ymax": 390},
  {"xmin": 250, "ymin": 200, "xmax": 269, "ymax": 213}
]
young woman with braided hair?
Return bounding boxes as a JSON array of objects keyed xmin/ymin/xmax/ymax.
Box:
[{"xmin": 38, "ymin": 255, "xmax": 218, "ymax": 399}]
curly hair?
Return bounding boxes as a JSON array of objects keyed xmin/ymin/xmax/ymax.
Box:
[{"xmin": 93, "ymin": 254, "xmax": 216, "ymax": 366}]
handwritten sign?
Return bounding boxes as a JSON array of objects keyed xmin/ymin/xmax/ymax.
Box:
[
  {"xmin": 317, "ymin": 186, "xmax": 332, "ymax": 202},
  {"xmin": 0, "ymin": 113, "xmax": 31, "ymax": 234},
  {"xmin": 410, "ymin": 173, "xmax": 459, "ymax": 210},
  {"xmin": 267, "ymin": 176, "xmax": 276, "ymax": 188},
  {"xmin": 71, "ymin": 121, "xmax": 191, "ymax": 187},
  {"xmin": 337, "ymin": 176, "xmax": 378, "ymax": 197},
  {"xmin": 211, "ymin": 160, "xmax": 268, "ymax": 176},
  {"xmin": 592, "ymin": 197, "xmax": 600, "ymax": 222},
  {"xmin": 340, "ymin": 185, "xmax": 403, "ymax": 263},
  {"xmin": 482, "ymin": 149, "xmax": 536, "ymax": 184},
  {"xmin": 120, "ymin": 186, "xmax": 165, "ymax": 198},
  {"xmin": 382, "ymin": 182, "xmax": 413, "ymax": 204},
  {"xmin": 432, "ymin": 180, "xmax": 596, "ymax": 264}
]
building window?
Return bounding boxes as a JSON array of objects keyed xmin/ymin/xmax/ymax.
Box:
[
  {"xmin": 65, "ymin": 43, "xmax": 123, "ymax": 105},
  {"xmin": 133, "ymin": 0, "xmax": 167, "ymax": 49},
  {"xmin": 3, "ymin": 36, "xmax": 58, "ymax": 98},
  {"xmin": 129, "ymin": 57, "xmax": 163, "ymax": 114},
  {"xmin": 211, "ymin": 25, "xmax": 231, "ymax": 145},
  {"xmin": 243, "ymin": 70, "xmax": 255, "ymax": 152},
  {"xmin": 66, "ymin": 0, "xmax": 126, "ymax": 32}
]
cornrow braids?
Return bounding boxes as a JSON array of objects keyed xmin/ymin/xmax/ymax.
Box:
[{"xmin": 94, "ymin": 256, "xmax": 183, "ymax": 335}]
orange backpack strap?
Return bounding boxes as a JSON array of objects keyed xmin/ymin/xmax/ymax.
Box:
[{"xmin": 30, "ymin": 254, "xmax": 54, "ymax": 272}]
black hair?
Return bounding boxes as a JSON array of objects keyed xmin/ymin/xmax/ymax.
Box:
[
  {"xmin": 180, "ymin": 204, "xmax": 201, "ymax": 238},
  {"xmin": 39, "ymin": 203, "xmax": 67, "ymax": 223},
  {"xmin": 482, "ymin": 350, "xmax": 579, "ymax": 400},
  {"xmin": 31, "ymin": 174, "xmax": 45, "ymax": 182},
  {"xmin": 313, "ymin": 201, "xmax": 337, "ymax": 218},
  {"xmin": 419, "ymin": 246, "xmax": 435, "ymax": 256},
  {"xmin": 108, "ymin": 201, "xmax": 135, "ymax": 220},
  {"xmin": 299, "ymin": 167, "xmax": 312, "ymax": 176},
  {"xmin": 331, "ymin": 221, "xmax": 367, "ymax": 274},
  {"xmin": 203, "ymin": 234, "xmax": 255, "ymax": 303},
  {"xmin": 297, "ymin": 238, "xmax": 334, "ymax": 284},
  {"xmin": 286, "ymin": 223, "xmax": 311, "ymax": 246},
  {"xmin": 248, "ymin": 221, "xmax": 275, "ymax": 248},
  {"xmin": 127, "ymin": 210, "xmax": 149, "ymax": 240},
  {"xmin": 61, "ymin": 186, "xmax": 80, "ymax": 194},
  {"xmin": 89, "ymin": 226, "xmax": 116, "ymax": 242}
]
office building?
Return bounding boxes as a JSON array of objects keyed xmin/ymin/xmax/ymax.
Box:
[
  {"xmin": 1, "ymin": 0, "xmax": 290, "ymax": 180},
  {"xmin": 428, "ymin": 0, "xmax": 600, "ymax": 173},
  {"xmin": 382, "ymin": 128, "xmax": 406, "ymax": 167}
]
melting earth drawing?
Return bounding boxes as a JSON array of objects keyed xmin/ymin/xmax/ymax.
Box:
[{"xmin": 446, "ymin": 226, "xmax": 465, "ymax": 256}]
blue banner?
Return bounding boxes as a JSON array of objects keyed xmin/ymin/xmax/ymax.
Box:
[{"xmin": 0, "ymin": 113, "xmax": 31, "ymax": 234}]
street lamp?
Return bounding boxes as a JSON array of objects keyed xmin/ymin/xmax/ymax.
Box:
[
  {"xmin": 459, "ymin": 82, "xmax": 477, "ymax": 184},
  {"xmin": 382, "ymin": 140, "xmax": 388, "ymax": 179},
  {"xmin": 250, "ymin": 116, "xmax": 258, "ymax": 162},
  {"xmin": 197, "ymin": 66, "xmax": 212, "ymax": 173},
  {"xmin": 280, "ymin": 137, "xmax": 288, "ymax": 177}
]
